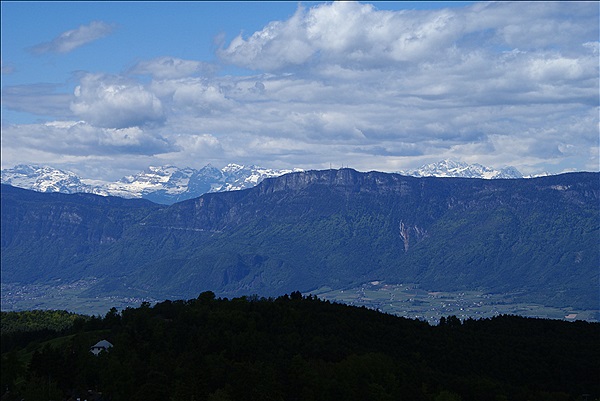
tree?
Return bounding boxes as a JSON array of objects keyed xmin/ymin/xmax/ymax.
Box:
[
  {"xmin": 198, "ymin": 291, "xmax": 216, "ymax": 304},
  {"xmin": 104, "ymin": 307, "xmax": 121, "ymax": 327},
  {"xmin": 435, "ymin": 390, "xmax": 462, "ymax": 401},
  {"xmin": 439, "ymin": 315, "xmax": 461, "ymax": 327}
]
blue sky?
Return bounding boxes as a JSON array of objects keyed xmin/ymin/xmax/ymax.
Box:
[{"xmin": 1, "ymin": 1, "xmax": 598, "ymax": 180}]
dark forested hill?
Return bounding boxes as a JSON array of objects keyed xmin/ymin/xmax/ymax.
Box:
[
  {"xmin": 2, "ymin": 294, "xmax": 599, "ymax": 401},
  {"xmin": 1, "ymin": 169, "xmax": 598, "ymax": 310}
]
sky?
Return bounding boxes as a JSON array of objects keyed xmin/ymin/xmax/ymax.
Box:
[{"xmin": 1, "ymin": 1, "xmax": 598, "ymax": 180}]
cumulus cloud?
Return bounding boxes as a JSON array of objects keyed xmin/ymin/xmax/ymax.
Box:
[
  {"xmin": 218, "ymin": 2, "xmax": 468, "ymax": 71},
  {"xmin": 2, "ymin": 2, "xmax": 598, "ymax": 177},
  {"xmin": 71, "ymin": 74, "xmax": 165, "ymax": 128},
  {"xmin": 30, "ymin": 21, "xmax": 116, "ymax": 54},
  {"xmin": 171, "ymin": 80, "xmax": 235, "ymax": 114},
  {"xmin": 212, "ymin": 1, "xmax": 598, "ymax": 174},
  {"xmin": 163, "ymin": 134, "xmax": 225, "ymax": 165},
  {"xmin": 218, "ymin": 1, "xmax": 598, "ymax": 78}
]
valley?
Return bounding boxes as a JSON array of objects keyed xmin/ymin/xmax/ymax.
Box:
[
  {"xmin": 314, "ymin": 281, "xmax": 599, "ymax": 324},
  {"xmin": 2, "ymin": 279, "xmax": 597, "ymax": 323},
  {"xmin": 1, "ymin": 281, "xmax": 159, "ymax": 316}
]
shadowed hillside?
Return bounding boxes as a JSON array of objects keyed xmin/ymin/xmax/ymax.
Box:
[
  {"xmin": 1, "ymin": 294, "xmax": 599, "ymax": 401},
  {"xmin": 2, "ymin": 170, "xmax": 598, "ymax": 311}
]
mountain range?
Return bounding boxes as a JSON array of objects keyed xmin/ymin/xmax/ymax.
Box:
[
  {"xmin": 398, "ymin": 159, "xmax": 524, "ymax": 179},
  {"xmin": 0, "ymin": 163, "xmax": 302, "ymax": 205},
  {"xmin": 2, "ymin": 168, "xmax": 598, "ymax": 313},
  {"xmin": 1, "ymin": 160, "xmax": 523, "ymax": 205}
]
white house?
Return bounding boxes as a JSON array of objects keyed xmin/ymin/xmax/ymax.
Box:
[{"xmin": 90, "ymin": 339, "xmax": 113, "ymax": 356}]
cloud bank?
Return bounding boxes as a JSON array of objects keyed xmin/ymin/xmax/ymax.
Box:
[
  {"xmin": 70, "ymin": 74, "xmax": 165, "ymax": 128},
  {"xmin": 2, "ymin": 2, "xmax": 598, "ymax": 180}
]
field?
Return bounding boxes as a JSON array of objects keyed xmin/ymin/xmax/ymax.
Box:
[
  {"xmin": 1, "ymin": 280, "xmax": 158, "ymax": 316},
  {"xmin": 2, "ymin": 279, "xmax": 598, "ymax": 322},
  {"xmin": 311, "ymin": 281, "xmax": 599, "ymax": 324}
]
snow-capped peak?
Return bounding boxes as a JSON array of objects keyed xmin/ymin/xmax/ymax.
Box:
[
  {"xmin": 213, "ymin": 164, "xmax": 301, "ymax": 192},
  {"xmin": 0, "ymin": 164, "xmax": 95, "ymax": 194},
  {"xmin": 1, "ymin": 163, "xmax": 303, "ymax": 204},
  {"xmin": 222, "ymin": 163, "xmax": 245, "ymax": 174},
  {"xmin": 400, "ymin": 160, "xmax": 523, "ymax": 179},
  {"xmin": 1, "ymin": 160, "xmax": 530, "ymax": 204}
]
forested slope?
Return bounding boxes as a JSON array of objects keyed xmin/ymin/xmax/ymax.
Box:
[
  {"xmin": 2, "ymin": 170, "xmax": 598, "ymax": 310},
  {"xmin": 2, "ymin": 294, "xmax": 599, "ymax": 401}
]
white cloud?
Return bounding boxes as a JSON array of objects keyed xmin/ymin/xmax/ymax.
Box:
[
  {"xmin": 171, "ymin": 81, "xmax": 235, "ymax": 114},
  {"xmin": 218, "ymin": 1, "xmax": 598, "ymax": 85},
  {"xmin": 71, "ymin": 74, "xmax": 165, "ymax": 128},
  {"xmin": 162, "ymin": 134, "xmax": 225, "ymax": 166},
  {"xmin": 219, "ymin": 6, "xmax": 315, "ymax": 71},
  {"xmin": 219, "ymin": 2, "xmax": 459, "ymax": 70},
  {"xmin": 30, "ymin": 21, "xmax": 116, "ymax": 54},
  {"xmin": 522, "ymin": 53, "xmax": 587, "ymax": 82},
  {"xmin": 2, "ymin": 2, "xmax": 598, "ymax": 177}
]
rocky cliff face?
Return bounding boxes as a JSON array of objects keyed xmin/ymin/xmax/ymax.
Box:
[
  {"xmin": 258, "ymin": 168, "xmax": 416, "ymax": 195},
  {"xmin": 142, "ymin": 168, "xmax": 600, "ymax": 239}
]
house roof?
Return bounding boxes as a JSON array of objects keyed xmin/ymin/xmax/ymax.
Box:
[{"xmin": 91, "ymin": 340, "xmax": 113, "ymax": 349}]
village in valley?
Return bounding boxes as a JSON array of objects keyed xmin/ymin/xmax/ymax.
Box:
[
  {"xmin": 2, "ymin": 278, "xmax": 598, "ymax": 324},
  {"xmin": 0, "ymin": 280, "xmax": 158, "ymax": 316},
  {"xmin": 312, "ymin": 281, "xmax": 599, "ymax": 324}
]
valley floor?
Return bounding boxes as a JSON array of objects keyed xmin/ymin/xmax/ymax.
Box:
[
  {"xmin": 1, "ymin": 281, "xmax": 158, "ymax": 316},
  {"xmin": 311, "ymin": 281, "xmax": 599, "ymax": 323},
  {"xmin": 2, "ymin": 280, "xmax": 598, "ymax": 323}
]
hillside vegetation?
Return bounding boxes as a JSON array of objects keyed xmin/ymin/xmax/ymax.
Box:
[
  {"xmin": 1, "ymin": 293, "xmax": 599, "ymax": 401},
  {"xmin": 1, "ymin": 170, "xmax": 598, "ymax": 312}
]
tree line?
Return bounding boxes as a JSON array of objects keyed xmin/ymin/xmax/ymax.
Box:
[{"xmin": 2, "ymin": 292, "xmax": 599, "ymax": 401}]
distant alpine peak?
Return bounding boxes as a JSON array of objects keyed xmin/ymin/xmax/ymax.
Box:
[
  {"xmin": 0, "ymin": 164, "xmax": 94, "ymax": 194},
  {"xmin": 1, "ymin": 160, "xmax": 527, "ymax": 203},
  {"xmin": 1, "ymin": 163, "xmax": 304, "ymax": 204},
  {"xmin": 118, "ymin": 165, "xmax": 195, "ymax": 185},
  {"xmin": 400, "ymin": 159, "xmax": 523, "ymax": 179},
  {"xmin": 216, "ymin": 164, "xmax": 303, "ymax": 192},
  {"xmin": 222, "ymin": 163, "xmax": 246, "ymax": 173}
]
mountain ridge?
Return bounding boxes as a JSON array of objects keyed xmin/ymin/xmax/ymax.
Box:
[
  {"xmin": 2, "ymin": 168, "xmax": 598, "ymax": 313},
  {"xmin": 399, "ymin": 159, "xmax": 524, "ymax": 179},
  {"xmin": 2, "ymin": 160, "xmax": 540, "ymax": 205}
]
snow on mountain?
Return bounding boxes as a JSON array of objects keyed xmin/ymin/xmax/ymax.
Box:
[
  {"xmin": 400, "ymin": 160, "xmax": 523, "ymax": 179},
  {"xmin": 0, "ymin": 164, "xmax": 97, "ymax": 194},
  {"xmin": 1, "ymin": 163, "xmax": 303, "ymax": 204},
  {"xmin": 0, "ymin": 160, "xmax": 527, "ymax": 204},
  {"xmin": 103, "ymin": 165, "xmax": 198, "ymax": 198},
  {"xmin": 216, "ymin": 164, "xmax": 303, "ymax": 192}
]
